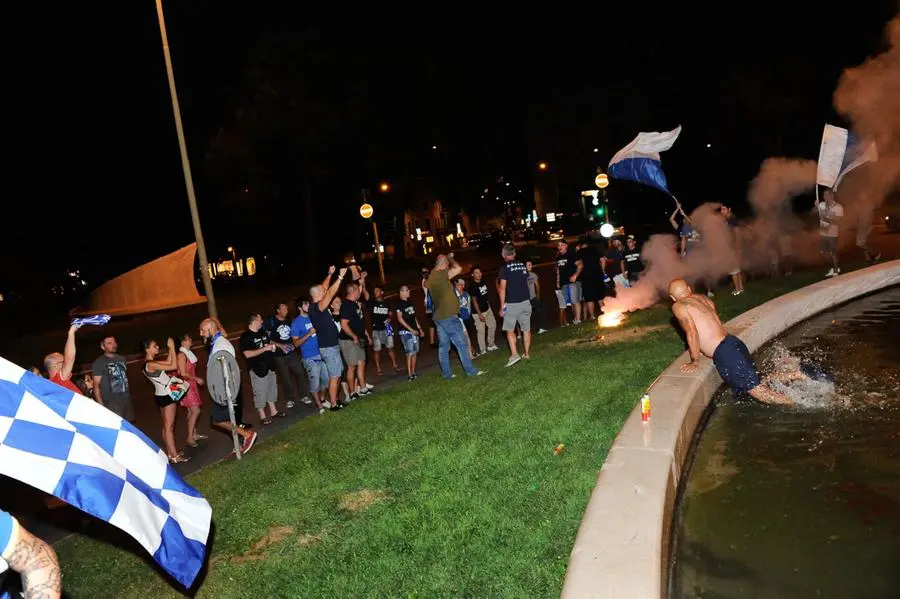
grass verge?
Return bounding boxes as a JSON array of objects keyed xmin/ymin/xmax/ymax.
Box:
[{"xmin": 53, "ymin": 269, "xmax": 829, "ymax": 598}]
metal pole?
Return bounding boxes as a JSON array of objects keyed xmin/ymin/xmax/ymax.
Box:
[
  {"xmin": 156, "ymin": 0, "xmax": 218, "ymax": 319},
  {"xmin": 217, "ymin": 356, "xmax": 242, "ymax": 460},
  {"xmin": 372, "ymin": 221, "xmax": 385, "ymax": 285}
]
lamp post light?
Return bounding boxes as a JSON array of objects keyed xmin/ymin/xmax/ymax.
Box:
[
  {"xmin": 360, "ymin": 191, "xmax": 385, "ymax": 285},
  {"xmin": 595, "ymin": 171, "xmax": 610, "ymax": 224}
]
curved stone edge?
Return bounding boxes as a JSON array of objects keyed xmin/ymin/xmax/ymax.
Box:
[{"xmin": 560, "ymin": 260, "xmax": 900, "ymax": 599}]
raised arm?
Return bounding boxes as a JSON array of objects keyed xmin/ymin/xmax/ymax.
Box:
[
  {"xmin": 60, "ymin": 324, "xmax": 79, "ymax": 380},
  {"xmin": 317, "ymin": 267, "xmax": 347, "ymax": 311},
  {"xmin": 447, "ymin": 253, "xmax": 462, "ymax": 280},
  {"xmin": 147, "ymin": 338, "xmax": 179, "ymax": 372}
]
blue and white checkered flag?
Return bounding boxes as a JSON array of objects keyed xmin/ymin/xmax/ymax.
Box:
[{"xmin": 0, "ymin": 357, "xmax": 211, "ymax": 588}]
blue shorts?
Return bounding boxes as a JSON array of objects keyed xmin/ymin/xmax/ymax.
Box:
[
  {"xmin": 400, "ymin": 332, "xmax": 420, "ymax": 355},
  {"xmin": 712, "ymin": 335, "xmax": 760, "ymax": 393},
  {"xmin": 319, "ymin": 345, "xmax": 344, "ymax": 379},
  {"xmin": 302, "ymin": 356, "xmax": 330, "ymax": 392}
]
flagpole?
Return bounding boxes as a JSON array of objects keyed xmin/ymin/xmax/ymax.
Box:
[{"xmin": 155, "ymin": 0, "xmax": 218, "ymax": 319}]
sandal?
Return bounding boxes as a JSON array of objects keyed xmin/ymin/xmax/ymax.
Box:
[
  {"xmin": 273, "ymin": 411, "xmax": 288, "ymax": 419},
  {"xmin": 168, "ymin": 453, "xmax": 191, "ymax": 464}
]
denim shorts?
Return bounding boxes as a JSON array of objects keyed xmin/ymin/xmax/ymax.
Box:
[
  {"xmin": 302, "ymin": 356, "xmax": 329, "ymax": 392},
  {"xmin": 400, "ymin": 332, "xmax": 420, "ymax": 355},
  {"xmin": 319, "ymin": 345, "xmax": 344, "ymax": 379}
]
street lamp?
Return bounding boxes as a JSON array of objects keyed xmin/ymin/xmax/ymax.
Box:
[
  {"xmin": 360, "ymin": 191, "xmax": 385, "ymax": 285},
  {"xmin": 595, "ymin": 171, "xmax": 610, "ymax": 224},
  {"xmin": 379, "ymin": 181, "xmax": 390, "ymax": 193},
  {"xmin": 538, "ymin": 162, "xmax": 548, "ymax": 171}
]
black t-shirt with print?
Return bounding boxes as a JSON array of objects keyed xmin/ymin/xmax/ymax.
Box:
[
  {"xmin": 469, "ymin": 280, "xmax": 491, "ymax": 312},
  {"xmin": 395, "ymin": 299, "xmax": 419, "ymax": 332},
  {"xmin": 339, "ymin": 300, "xmax": 366, "ymax": 340},
  {"xmin": 557, "ymin": 250, "xmax": 578, "ymax": 284},
  {"xmin": 366, "ymin": 299, "xmax": 391, "ymax": 331},
  {"xmin": 624, "ymin": 248, "xmax": 644, "ymax": 275},
  {"xmin": 265, "ymin": 315, "xmax": 294, "ymax": 357},
  {"xmin": 239, "ymin": 330, "xmax": 274, "ymax": 377},
  {"xmin": 309, "ymin": 303, "xmax": 339, "ymax": 348},
  {"xmin": 499, "ymin": 260, "xmax": 530, "ymax": 304}
]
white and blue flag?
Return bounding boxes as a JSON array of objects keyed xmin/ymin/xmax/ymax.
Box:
[
  {"xmin": 608, "ymin": 125, "xmax": 682, "ymax": 194},
  {"xmin": 816, "ymin": 124, "xmax": 878, "ymax": 190},
  {"xmin": 0, "ymin": 357, "xmax": 211, "ymax": 588}
]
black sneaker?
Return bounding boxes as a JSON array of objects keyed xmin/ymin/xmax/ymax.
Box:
[
  {"xmin": 412, "ymin": 373, "xmax": 418, "ymax": 380},
  {"xmin": 407, "ymin": 375, "xmax": 414, "ymax": 382},
  {"xmin": 329, "ymin": 403, "xmax": 344, "ymax": 412}
]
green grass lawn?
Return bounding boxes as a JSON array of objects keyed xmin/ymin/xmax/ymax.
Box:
[{"xmin": 53, "ymin": 270, "xmax": 830, "ymax": 598}]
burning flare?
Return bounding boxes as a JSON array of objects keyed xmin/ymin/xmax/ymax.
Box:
[{"xmin": 598, "ymin": 311, "xmax": 625, "ymax": 328}]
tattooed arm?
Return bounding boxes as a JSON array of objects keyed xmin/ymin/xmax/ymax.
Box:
[{"xmin": 2, "ymin": 518, "xmax": 62, "ymax": 599}]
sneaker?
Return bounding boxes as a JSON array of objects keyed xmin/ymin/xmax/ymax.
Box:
[
  {"xmin": 487, "ymin": 345, "xmax": 499, "ymax": 352},
  {"xmin": 825, "ymin": 268, "xmax": 837, "ymax": 277},
  {"xmin": 412, "ymin": 373, "xmax": 418, "ymax": 380},
  {"xmin": 506, "ymin": 355, "xmax": 522, "ymax": 368},
  {"xmin": 318, "ymin": 408, "xmax": 326, "ymax": 415},
  {"xmin": 365, "ymin": 383, "xmax": 374, "ymax": 390},
  {"xmin": 873, "ymin": 254, "xmax": 882, "ymax": 262},
  {"xmin": 240, "ymin": 431, "xmax": 258, "ymax": 455},
  {"xmin": 475, "ymin": 370, "xmax": 487, "ymax": 376},
  {"xmin": 286, "ymin": 400, "xmax": 296, "ymax": 409},
  {"xmin": 538, "ymin": 328, "xmax": 547, "ymax": 334},
  {"xmin": 329, "ymin": 403, "xmax": 344, "ymax": 412},
  {"xmin": 358, "ymin": 388, "xmax": 371, "ymax": 397},
  {"xmin": 573, "ymin": 319, "xmax": 582, "ymax": 325},
  {"xmin": 707, "ymin": 291, "xmax": 715, "ymax": 298},
  {"xmin": 408, "ymin": 375, "xmax": 415, "ymax": 382},
  {"xmin": 323, "ymin": 401, "xmax": 332, "ymax": 409},
  {"xmin": 523, "ymin": 354, "xmax": 531, "ymax": 360},
  {"xmin": 349, "ymin": 392, "xmax": 359, "ymax": 402},
  {"xmin": 302, "ymin": 397, "xmax": 313, "ymax": 405}
]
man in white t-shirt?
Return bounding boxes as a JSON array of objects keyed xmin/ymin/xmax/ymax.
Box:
[{"xmin": 816, "ymin": 189, "xmax": 843, "ymax": 277}]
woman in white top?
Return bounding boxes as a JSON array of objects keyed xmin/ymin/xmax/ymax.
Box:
[{"xmin": 142, "ymin": 337, "xmax": 188, "ymax": 463}]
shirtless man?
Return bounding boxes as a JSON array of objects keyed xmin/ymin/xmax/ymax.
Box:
[{"xmin": 669, "ymin": 279, "xmax": 794, "ymax": 405}]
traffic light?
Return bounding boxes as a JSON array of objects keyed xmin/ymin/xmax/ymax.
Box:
[{"xmin": 595, "ymin": 205, "xmax": 605, "ymax": 217}]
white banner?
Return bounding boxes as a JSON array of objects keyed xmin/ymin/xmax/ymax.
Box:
[{"xmin": 816, "ymin": 124, "xmax": 848, "ymax": 188}]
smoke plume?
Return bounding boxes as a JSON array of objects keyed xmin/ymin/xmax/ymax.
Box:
[{"xmin": 602, "ymin": 15, "xmax": 900, "ymax": 315}]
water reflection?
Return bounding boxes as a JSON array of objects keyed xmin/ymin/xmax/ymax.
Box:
[{"xmin": 670, "ymin": 287, "xmax": 900, "ymax": 599}]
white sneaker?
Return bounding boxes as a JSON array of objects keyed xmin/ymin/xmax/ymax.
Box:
[
  {"xmin": 365, "ymin": 383, "xmax": 374, "ymax": 390},
  {"xmin": 475, "ymin": 370, "xmax": 487, "ymax": 376},
  {"xmin": 302, "ymin": 396, "xmax": 313, "ymax": 405},
  {"xmin": 707, "ymin": 291, "xmax": 715, "ymax": 298},
  {"xmin": 506, "ymin": 355, "xmax": 522, "ymax": 368},
  {"xmin": 538, "ymin": 328, "xmax": 547, "ymax": 334},
  {"xmin": 286, "ymin": 400, "xmax": 296, "ymax": 409},
  {"xmin": 825, "ymin": 268, "xmax": 837, "ymax": 277},
  {"xmin": 318, "ymin": 408, "xmax": 325, "ymax": 415},
  {"xmin": 487, "ymin": 345, "xmax": 499, "ymax": 352},
  {"xmin": 323, "ymin": 401, "xmax": 332, "ymax": 409},
  {"xmin": 573, "ymin": 319, "xmax": 582, "ymax": 325}
]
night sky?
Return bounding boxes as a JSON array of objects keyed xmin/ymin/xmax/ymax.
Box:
[{"xmin": 3, "ymin": 2, "xmax": 898, "ymax": 291}]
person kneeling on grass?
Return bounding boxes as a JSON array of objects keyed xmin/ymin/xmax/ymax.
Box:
[{"xmin": 668, "ymin": 279, "xmax": 794, "ymax": 405}]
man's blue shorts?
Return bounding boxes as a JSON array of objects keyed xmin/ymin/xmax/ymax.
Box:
[{"xmin": 712, "ymin": 334, "xmax": 760, "ymax": 393}]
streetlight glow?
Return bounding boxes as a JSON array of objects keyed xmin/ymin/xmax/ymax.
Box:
[
  {"xmin": 379, "ymin": 182, "xmax": 390, "ymax": 193},
  {"xmin": 538, "ymin": 162, "xmax": 547, "ymax": 170}
]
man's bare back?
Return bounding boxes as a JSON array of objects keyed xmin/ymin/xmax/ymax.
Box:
[
  {"xmin": 672, "ymin": 293, "xmax": 728, "ymax": 359},
  {"xmin": 668, "ymin": 279, "xmax": 794, "ymax": 406}
]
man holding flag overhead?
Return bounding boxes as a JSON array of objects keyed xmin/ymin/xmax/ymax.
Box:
[
  {"xmin": 0, "ymin": 358, "xmax": 212, "ymax": 590},
  {"xmin": 608, "ymin": 125, "xmax": 682, "ymax": 196}
]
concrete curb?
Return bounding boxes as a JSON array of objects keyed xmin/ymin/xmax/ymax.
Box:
[{"xmin": 560, "ymin": 260, "xmax": 900, "ymax": 599}]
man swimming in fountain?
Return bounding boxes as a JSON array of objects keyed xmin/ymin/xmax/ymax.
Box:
[{"xmin": 668, "ymin": 278, "xmax": 795, "ymax": 405}]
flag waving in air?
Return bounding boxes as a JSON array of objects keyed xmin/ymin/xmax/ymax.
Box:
[
  {"xmin": 0, "ymin": 357, "xmax": 211, "ymax": 588},
  {"xmin": 608, "ymin": 125, "xmax": 682, "ymax": 194},
  {"xmin": 816, "ymin": 124, "xmax": 878, "ymax": 190}
]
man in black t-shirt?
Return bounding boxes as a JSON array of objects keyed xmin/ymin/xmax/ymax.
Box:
[
  {"xmin": 468, "ymin": 266, "xmax": 498, "ymax": 355},
  {"xmin": 395, "ymin": 284, "xmax": 424, "ymax": 380},
  {"xmin": 623, "ymin": 235, "xmax": 644, "ymax": 285},
  {"xmin": 265, "ymin": 302, "xmax": 308, "ymax": 409},
  {"xmin": 365, "ymin": 285, "xmax": 400, "ymax": 376},
  {"xmin": 576, "ymin": 239, "xmax": 605, "ymax": 321},
  {"xmin": 308, "ymin": 265, "xmax": 348, "ymax": 410},
  {"xmin": 240, "ymin": 313, "xmax": 283, "ymax": 425},
  {"xmin": 339, "ymin": 278, "xmax": 372, "ymax": 400},
  {"xmin": 498, "ymin": 244, "xmax": 533, "ymax": 366},
  {"xmin": 555, "ymin": 240, "xmax": 584, "ymax": 325}
]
